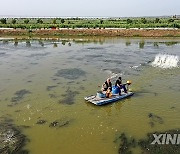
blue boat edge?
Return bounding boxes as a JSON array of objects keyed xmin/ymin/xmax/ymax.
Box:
[{"xmin": 84, "ymin": 92, "xmax": 134, "ymax": 106}]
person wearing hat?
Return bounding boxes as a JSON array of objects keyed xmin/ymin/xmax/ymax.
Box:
[{"xmin": 115, "ymin": 77, "xmax": 127, "ymax": 95}]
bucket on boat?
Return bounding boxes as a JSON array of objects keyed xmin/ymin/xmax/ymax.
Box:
[
  {"xmin": 97, "ymin": 91, "xmax": 106, "ymax": 98},
  {"xmin": 112, "ymin": 86, "xmax": 120, "ymax": 94}
]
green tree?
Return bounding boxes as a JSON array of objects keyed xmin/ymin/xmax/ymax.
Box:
[
  {"xmin": 155, "ymin": 18, "xmax": 160, "ymax": 23},
  {"xmin": 93, "ymin": 24, "xmax": 98, "ymax": 29},
  {"xmin": 127, "ymin": 18, "xmax": 133, "ymax": 24},
  {"xmin": 168, "ymin": 18, "xmax": 174, "ymax": 23},
  {"xmin": 37, "ymin": 18, "xmax": 43, "ymax": 24},
  {"xmin": 24, "ymin": 19, "xmax": 30, "ymax": 24},
  {"xmin": 100, "ymin": 20, "xmax": 103, "ymax": 24},
  {"xmin": 141, "ymin": 18, "xmax": 147, "ymax": 24},
  {"xmin": 172, "ymin": 23, "xmax": 180, "ymax": 28},
  {"xmin": 11, "ymin": 18, "xmax": 16, "ymax": 24},
  {"xmin": 53, "ymin": 19, "xmax": 57, "ymax": 24},
  {"xmin": 0, "ymin": 18, "xmax": 7, "ymax": 24},
  {"xmin": 61, "ymin": 18, "xmax": 65, "ymax": 24}
]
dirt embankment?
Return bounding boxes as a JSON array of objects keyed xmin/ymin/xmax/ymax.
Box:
[{"xmin": 0, "ymin": 28, "xmax": 180, "ymax": 37}]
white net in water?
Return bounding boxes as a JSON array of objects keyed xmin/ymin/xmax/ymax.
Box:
[{"xmin": 152, "ymin": 54, "xmax": 179, "ymax": 69}]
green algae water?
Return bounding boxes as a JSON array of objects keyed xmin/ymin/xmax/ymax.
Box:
[{"xmin": 0, "ymin": 37, "xmax": 180, "ymax": 154}]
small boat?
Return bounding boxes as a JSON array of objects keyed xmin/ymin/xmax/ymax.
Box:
[{"xmin": 84, "ymin": 92, "xmax": 134, "ymax": 106}]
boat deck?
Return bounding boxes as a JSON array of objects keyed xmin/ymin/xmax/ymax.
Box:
[{"xmin": 84, "ymin": 92, "xmax": 134, "ymax": 105}]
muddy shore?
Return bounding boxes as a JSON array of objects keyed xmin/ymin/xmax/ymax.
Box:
[{"xmin": 0, "ymin": 28, "xmax": 180, "ymax": 37}]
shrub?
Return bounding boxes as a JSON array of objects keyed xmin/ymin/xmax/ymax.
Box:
[
  {"xmin": 100, "ymin": 20, "xmax": 103, "ymax": 24},
  {"xmin": 127, "ymin": 18, "xmax": 133, "ymax": 24},
  {"xmin": 37, "ymin": 19, "xmax": 43, "ymax": 24},
  {"xmin": 12, "ymin": 19, "xmax": 16, "ymax": 24},
  {"xmin": 24, "ymin": 19, "xmax": 30, "ymax": 24},
  {"xmin": 171, "ymin": 23, "xmax": 180, "ymax": 28},
  {"xmin": 141, "ymin": 18, "xmax": 147, "ymax": 24},
  {"xmin": 53, "ymin": 19, "xmax": 57, "ymax": 24},
  {"xmin": 61, "ymin": 19, "xmax": 65, "ymax": 24},
  {"xmin": 155, "ymin": 18, "xmax": 160, "ymax": 23},
  {"xmin": 0, "ymin": 18, "xmax": 7, "ymax": 24},
  {"xmin": 168, "ymin": 18, "xmax": 174, "ymax": 23}
]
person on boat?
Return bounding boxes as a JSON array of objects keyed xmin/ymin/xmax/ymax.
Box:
[
  {"xmin": 115, "ymin": 77, "xmax": 127, "ymax": 95},
  {"xmin": 102, "ymin": 78, "xmax": 112, "ymax": 91},
  {"xmin": 102, "ymin": 78, "xmax": 112, "ymax": 98}
]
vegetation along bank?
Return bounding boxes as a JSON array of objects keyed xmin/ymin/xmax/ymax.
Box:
[{"xmin": 0, "ymin": 17, "xmax": 180, "ymax": 37}]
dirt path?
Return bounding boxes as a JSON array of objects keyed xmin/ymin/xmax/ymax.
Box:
[{"xmin": 0, "ymin": 28, "xmax": 180, "ymax": 37}]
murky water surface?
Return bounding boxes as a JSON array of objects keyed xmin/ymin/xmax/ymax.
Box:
[{"xmin": 0, "ymin": 37, "xmax": 180, "ymax": 154}]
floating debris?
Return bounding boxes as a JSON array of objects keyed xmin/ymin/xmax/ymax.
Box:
[
  {"xmin": 55, "ymin": 68, "xmax": 86, "ymax": 80},
  {"xmin": 26, "ymin": 104, "xmax": 31, "ymax": 109},
  {"xmin": 114, "ymin": 133, "xmax": 136, "ymax": 154},
  {"xmin": 46, "ymin": 85, "xmax": 57, "ymax": 91},
  {"xmin": 49, "ymin": 118, "xmax": 70, "ymax": 128},
  {"xmin": 49, "ymin": 94, "xmax": 57, "ymax": 98},
  {"xmin": 11, "ymin": 89, "xmax": 31, "ymax": 103},
  {"xmin": 85, "ymin": 54, "xmax": 102, "ymax": 59},
  {"xmin": 148, "ymin": 113, "xmax": 164, "ymax": 126},
  {"xmin": 149, "ymin": 121, "xmax": 155, "ymax": 128},
  {"xmin": 52, "ymin": 78, "xmax": 58, "ymax": 81},
  {"xmin": 30, "ymin": 62, "xmax": 38, "ymax": 65},
  {"xmin": 19, "ymin": 125, "xmax": 31, "ymax": 129},
  {"xmin": 79, "ymin": 85, "xmax": 85, "ymax": 90},
  {"xmin": 14, "ymin": 110, "xmax": 21, "ymax": 113},
  {"xmin": 103, "ymin": 59, "xmax": 122, "ymax": 64},
  {"xmin": 36, "ymin": 120, "xmax": 47, "ymax": 125},
  {"xmin": 27, "ymin": 52, "xmax": 50, "ymax": 58},
  {"xmin": 0, "ymin": 117, "xmax": 29, "ymax": 153},
  {"xmin": 87, "ymin": 47, "xmax": 104, "ymax": 50},
  {"xmin": 59, "ymin": 88, "xmax": 79, "ymax": 105},
  {"xmin": 0, "ymin": 52, "xmax": 6, "ymax": 56},
  {"xmin": 49, "ymin": 121, "xmax": 59, "ymax": 127}
]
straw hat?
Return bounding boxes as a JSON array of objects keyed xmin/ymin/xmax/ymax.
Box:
[{"xmin": 126, "ymin": 80, "xmax": 132, "ymax": 85}]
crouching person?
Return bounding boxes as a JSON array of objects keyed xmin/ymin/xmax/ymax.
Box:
[
  {"xmin": 102, "ymin": 78, "xmax": 112, "ymax": 98},
  {"xmin": 115, "ymin": 77, "xmax": 127, "ymax": 95}
]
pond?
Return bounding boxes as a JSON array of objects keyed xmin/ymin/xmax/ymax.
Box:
[{"xmin": 0, "ymin": 37, "xmax": 180, "ymax": 154}]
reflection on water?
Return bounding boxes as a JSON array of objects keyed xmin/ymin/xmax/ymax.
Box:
[
  {"xmin": 53, "ymin": 43, "xmax": 58, "ymax": 48},
  {"xmin": 139, "ymin": 41, "xmax": 145, "ymax": 49},
  {"xmin": 0, "ymin": 37, "xmax": 180, "ymax": 154}
]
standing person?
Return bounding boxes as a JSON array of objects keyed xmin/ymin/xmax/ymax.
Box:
[{"xmin": 115, "ymin": 77, "xmax": 127, "ymax": 95}]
